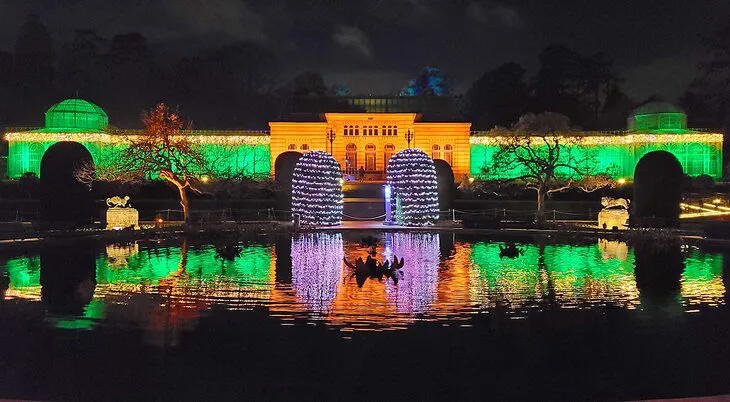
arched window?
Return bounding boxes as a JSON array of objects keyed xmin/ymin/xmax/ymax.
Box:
[
  {"xmin": 355, "ymin": 126, "xmax": 359, "ymax": 136},
  {"xmin": 387, "ymin": 125, "xmax": 392, "ymax": 136},
  {"xmin": 431, "ymin": 144, "xmax": 441, "ymax": 160},
  {"xmin": 393, "ymin": 126, "xmax": 398, "ymax": 136},
  {"xmin": 382, "ymin": 125, "xmax": 386, "ymax": 136},
  {"xmin": 384, "ymin": 144, "xmax": 395, "ymax": 170},
  {"xmin": 28, "ymin": 143, "xmax": 43, "ymax": 174},
  {"xmin": 300, "ymin": 144, "xmax": 309, "ymax": 151},
  {"xmin": 288, "ymin": 144, "xmax": 297, "ymax": 150},
  {"xmin": 365, "ymin": 144, "xmax": 376, "ymax": 171},
  {"xmin": 687, "ymin": 143, "xmax": 705, "ymax": 176},
  {"xmin": 346, "ymin": 143, "xmax": 357, "ymax": 175},
  {"xmin": 444, "ymin": 144, "xmax": 453, "ymax": 166}
]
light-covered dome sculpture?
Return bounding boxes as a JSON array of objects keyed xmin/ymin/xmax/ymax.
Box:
[
  {"xmin": 628, "ymin": 101, "xmax": 687, "ymax": 132},
  {"xmin": 386, "ymin": 148, "xmax": 439, "ymax": 226},
  {"xmin": 291, "ymin": 150, "xmax": 343, "ymax": 226},
  {"xmin": 44, "ymin": 98, "xmax": 108, "ymax": 131}
]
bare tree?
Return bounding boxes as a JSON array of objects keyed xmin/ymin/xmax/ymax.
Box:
[
  {"xmin": 76, "ymin": 103, "xmax": 215, "ymax": 222},
  {"xmin": 483, "ymin": 112, "xmax": 617, "ymax": 224}
]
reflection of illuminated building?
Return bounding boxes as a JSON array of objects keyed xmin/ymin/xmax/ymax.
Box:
[
  {"xmin": 2, "ymin": 255, "xmax": 41, "ymax": 301},
  {"xmin": 598, "ymin": 239, "xmax": 629, "ymax": 261},
  {"xmin": 290, "ymin": 233, "xmax": 344, "ymax": 314},
  {"xmin": 470, "ymin": 242, "xmax": 640, "ymax": 309},
  {"xmin": 681, "ymin": 250, "xmax": 725, "ymax": 307},
  {"xmin": 105, "ymin": 243, "xmax": 140, "ymax": 268}
]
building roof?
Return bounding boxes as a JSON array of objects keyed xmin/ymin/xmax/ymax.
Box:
[
  {"xmin": 630, "ymin": 101, "xmax": 685, "ymax": 117},
  {"xmin": 43, "ymin": 99, "xmax": 109, "ymax": 132},
  {"xmin": 282, "ymin": 96, "xmax": 463, "ymax": 122}
]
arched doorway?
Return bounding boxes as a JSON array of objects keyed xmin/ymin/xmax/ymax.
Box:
[
  {"xmin": 365, "ymin": 144, "xmax": 376, "ymax": 171},
  {"xmin": 40, "ymin": 142, "xmax": 94, "ymax": 225},
  {"xmin": 345, "ymin": 143, "xmax": 357, "ymax": 174},
  {"xmin": 274, "ymin": 151, "xmax": 303, "ymax": 213},
  {"xmin": 384, "ymin": 144, "xmax": 395, "ymax": 170},
  {"xmin": 444, "ymin": 144, "xmax": 453, "ymax": 166}
]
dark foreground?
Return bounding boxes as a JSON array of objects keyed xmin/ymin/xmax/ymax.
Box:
[{"xmin": 0, "ymin": 233, "xmax": 729, "ymax": 400}]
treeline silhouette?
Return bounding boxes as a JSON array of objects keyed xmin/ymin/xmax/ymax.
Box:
[{"xmin": 1, "ymin": 13, "xmax": 727, "ymax": 131}]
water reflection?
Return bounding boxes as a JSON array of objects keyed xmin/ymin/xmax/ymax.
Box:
[
  {"xmin": 0, "ymin": 235, "xmax": 727, "ymax": 342},
  {"xmin": 290, "ymin": 233, "xmax": 343, "ymax": 314}
]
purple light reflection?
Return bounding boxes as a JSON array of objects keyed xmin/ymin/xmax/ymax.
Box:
[
  {"xmin": 291, "ymin": 233, "xmax": 344, "ymax": 314},
  {"xmin": 384, "ymin": 232, "xmax": 440, "ymax": 314}
]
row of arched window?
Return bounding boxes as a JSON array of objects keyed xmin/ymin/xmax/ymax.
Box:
[
  {"xmin": 432, "ymin": 144, "xmax": 453, "ymax": 165},
  {"xmin": 342, "ymin": 143, "xmax": 452, "ymax": 174},
  {"xmin": 343, "ymin": 125, "xmax": 398, "ymax": 136},
  {"xmin": 288, "ymin": 144, "xmax": 309, "ymax": 151}
]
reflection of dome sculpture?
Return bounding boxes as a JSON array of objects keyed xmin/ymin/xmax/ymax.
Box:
[
  {"xmin": 105, "ymin": 195, "xmax": 140, "ymax": 230},
  {"xmin": 598, "ymin": 196, "xmax": 630, "ymax": 230},
  {"xmin": 343, "ymin": 255, "xmax": 405, "ymax": 288}
]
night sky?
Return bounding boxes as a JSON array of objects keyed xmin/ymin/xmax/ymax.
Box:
[{"xmin": 0, "ymin": 0, "xmax": 728, "ymax": 102}]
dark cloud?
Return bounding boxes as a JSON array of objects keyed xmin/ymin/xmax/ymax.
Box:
[{"xmin": 0, "ymin": 0, "xmax": 728, "ymax": 101}]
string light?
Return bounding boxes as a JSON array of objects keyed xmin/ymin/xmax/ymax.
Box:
[
  {"xmin": 4, "ymin": 131, "xmax": 270, "ymax": 145},
  {"xmin": 386, "ymin": 148, "xmax": 439, "ymax": 226},
  {"xmin": 470, "ymin": 132, "xmax": 723, "ymax": 146},
  {"xmin": 291, "ymin": 150, "xmax": 343, "ymax": 226}
]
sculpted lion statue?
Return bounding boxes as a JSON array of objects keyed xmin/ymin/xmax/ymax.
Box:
[
  {"xmin": 106, "ymin": 196, "xmax": 130, "ymax": 208},
  {"xmin": 601, "ymin": 196, "xmax": 630, "ymax": 210}
]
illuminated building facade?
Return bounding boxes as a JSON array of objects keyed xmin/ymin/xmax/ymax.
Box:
[
  {"xmin": 2, "ymin": 98, "xmax": 723, "ymax": 180},
  {"xmin": 472, "ymin": 101, "xmax": 724, "ymax": 179}
]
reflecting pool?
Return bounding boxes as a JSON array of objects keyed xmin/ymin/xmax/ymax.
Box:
[{"xmin": 1, "ymin": 233, "xmax": 729, "ymax": 400}]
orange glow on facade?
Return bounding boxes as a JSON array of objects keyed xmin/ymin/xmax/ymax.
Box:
[{"xmin": 269, "ymin": 113, "xmax": 471, "ymax": 177}]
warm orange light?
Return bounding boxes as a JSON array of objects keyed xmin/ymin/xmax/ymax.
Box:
[
  {"xmin": 617, "ymin": 178, "xmax": 626, "ymax": 185},
  {"xmin": 156, "ymin": 218, "xmax": 164, "ymax": 224},
  {"xmin": 468, "ymin": 177, "xmax": 475, "ymax": 183},
  {"xmin": 201, "ymin": 175, "xmax": 209, "ymax": 183},
  {"xmin": 713, "ymin": 198, "xmax": 722, "ymax": 204}
]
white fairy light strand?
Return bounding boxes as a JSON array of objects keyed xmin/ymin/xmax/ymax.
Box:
[
  {"xmin": 386, "ymin": 148, "xmax": 439, "ymax": 226},
  {"xmin": 291, "ymin": 150, "xmax": 344, "ymax": 226}
]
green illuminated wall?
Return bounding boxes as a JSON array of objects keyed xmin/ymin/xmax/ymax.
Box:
[
  {"xmin": 470, "ymin": 140, "xmax": 723, "ymax": 179},
  {"xmin": 6, "ymin": 140, "xmax": 270, "ymax": 179},
  {"xmin": 7, "ymin": 140, "xmax": 102, "ymax": 178}
]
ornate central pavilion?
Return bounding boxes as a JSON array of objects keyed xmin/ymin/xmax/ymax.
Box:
[{"xmin": 2, "ymin": 97, "xmax": 724, "ymax": 180}]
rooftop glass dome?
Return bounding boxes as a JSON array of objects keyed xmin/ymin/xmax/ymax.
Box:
[
  {"xmin": 44, "ymin": 99, "xmax": 108, "ymax": 132},
  {"xmin": 628, "ymin": 101, "xmax": 687, "ymax": 132}
]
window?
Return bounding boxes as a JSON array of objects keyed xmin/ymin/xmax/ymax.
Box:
[
  {"xmin": 384, "ymin": 144, "xmax": 395, "ymax": 170},
  {"xmin": 365, "ymin": 144, "xmax": 376, "ymax": 171},
  {"xmin": 300, "ymin": 144, "xmax": 309, "ymax": 151},
  {"xmin": 28, "ymin": 143, "xmax": 43, "ymax": 174},
  {"xmin": 387, "ymin": 125, "xmax": 392, "ymax": 136},
  {"xmin": 687, "ymin": 143, "xmax": 705, "ymax": 176},
  {"xmin": 432, "ymin": 144, "xmax": 441, "ymax": 160},
  {"xmin": 355, "ymin": 126, "xmax": 359, "ymax": 136},
  {"xmin": 444, "ymin": 144, "xmax": 453, "ymax": 166},
  {"xmin": 288, "ymin": 144, "xmax": 297, "ymax": 150},
  {"xmin": 346, "ymin": 143, "xmax": 357, "ymax": 174},
  {"xmin": 393, "ymin": 126, "xmax": 398, "ymax": 136},
  {"xmin": 382, "ymin": 125, "xmax": 386, "ymax": 136}
]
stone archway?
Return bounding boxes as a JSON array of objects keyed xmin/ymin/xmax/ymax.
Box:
[
  {"xmin": 40, "ymin": 141, "xmax": 94, "ymax": 225},
  {"xmin": 274, "ymin": 151, "xmax": 303, "ymax": 213}
]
